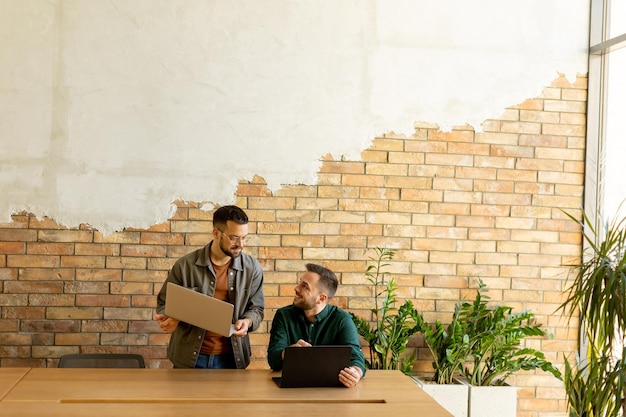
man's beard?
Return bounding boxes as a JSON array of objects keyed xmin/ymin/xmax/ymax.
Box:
[
  {"xmin": 293, "ymin": 294, "xmax": 316, "ymax": 310},
  {"xmin": 219, "ymin": 239, "xmax": 242, "ymax": 258}
]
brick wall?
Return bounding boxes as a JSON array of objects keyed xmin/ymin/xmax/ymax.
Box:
[{"xmin": 0, "ymin": 74, "xmax": 586, "ymax": 417}]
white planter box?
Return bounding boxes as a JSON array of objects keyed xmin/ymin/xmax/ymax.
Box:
[
  {"xmin": 460, "ymin": 380, "xmax": 517, "ymax": 417},
  {"xmin": 411, "ymin": 376, "xmax": 469, "ymax": 417}
]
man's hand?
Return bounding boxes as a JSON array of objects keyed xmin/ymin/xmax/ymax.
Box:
[
  {"xmin": 281, "ymin": 339, "xmax": 312, "ymax": 359},
  {"xmin": 232, "ymin": 317, "xmax": 253, "ymax": 337},
  {"xmin": 155, "ymin": 313, "xmax": 179, "ymax": 332},
  {"xmin": 339, "ymin": 366, "xmax": 363, "ymax": 388},
  {"xmin": 291, "ymin": 339, "xmax": 312, "ymax": 348}
]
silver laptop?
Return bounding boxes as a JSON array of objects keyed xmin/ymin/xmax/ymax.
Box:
[{"xmin": 164, "ymin": 282, "xmax": 235, "ymax": 337}]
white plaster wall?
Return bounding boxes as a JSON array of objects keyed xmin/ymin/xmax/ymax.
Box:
[{"xmin": 0, "ymin": 0, "xmax": 590, "ymax": 235}]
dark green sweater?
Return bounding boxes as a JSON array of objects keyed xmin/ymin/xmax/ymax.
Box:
[{"xmin": 267, "ymin": 304, "xmax": 366, "ymax": 376}]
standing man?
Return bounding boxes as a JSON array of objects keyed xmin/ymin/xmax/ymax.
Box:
[
  {"xmin": 156, "ymin": 205, "xmax": 264, "ymax": 369},
  {"xmin": 267, "ymin": 263, "xmax": 365, "ymax": 388}
]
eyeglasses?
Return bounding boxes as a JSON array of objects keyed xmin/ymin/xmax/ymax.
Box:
[{"xmin": 219, "ymin": 230, "xmax": 251, "ymax": 245}]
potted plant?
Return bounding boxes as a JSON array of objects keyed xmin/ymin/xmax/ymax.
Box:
[
  {"xmin": 457, "ymin": 280, "xmax": 562, "ymax": 417},
  {"xmin": 350, "ymin": 247, "xmax": 422, "ymax": 373},
  {"xmin": 413, "ymin": 280, "xmax": 561, "ymax": 417},
  {"xmin": 559, "ymin": 208, "xmax": 626, "ymax": 417},
  {"xmin": 350, "ymin": 248, "xmax": 562, "ymax": 417},
  {"xmin": 411, "ymin": 302, "xmax": 474, "ymax": 417}
]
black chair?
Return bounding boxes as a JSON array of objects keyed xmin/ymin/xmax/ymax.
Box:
[{"xmin": 58, "ymin": 353, "xmax": 146, "ymax": 368}]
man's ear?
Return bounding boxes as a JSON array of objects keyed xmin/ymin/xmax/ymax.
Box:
[{"xmin": 318, "ymin": 293, "xmax": 328, "ymax": 304}]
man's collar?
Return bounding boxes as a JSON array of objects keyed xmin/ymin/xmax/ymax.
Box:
[{"xmin": 299, "ymin": 304, "xmax": 331, "ymax": 323}]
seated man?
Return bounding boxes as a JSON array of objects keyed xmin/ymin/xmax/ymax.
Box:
[{"xmin": 267, "ymin": 263, "xmax": 366, "ymax": 388}]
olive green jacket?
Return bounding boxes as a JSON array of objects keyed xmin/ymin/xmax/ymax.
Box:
[{"xmin": 156, "ymin": 242, "xmax": 264, "ymax": 368}]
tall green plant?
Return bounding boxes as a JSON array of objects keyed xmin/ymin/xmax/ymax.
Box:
[
  {"xmin": 560, "ymin": 209, "xmax": 626, "ymax": 353},
  {"xmin": 350, "ymin": 247, "xmax": 422, "ymax": 373},
  {"xmin": 420, "ymin": 302, "xmax": 473, "ymax": 384},
  {"xmin": 559, "ymin": 208, "xmax": 626, "ymax": 417},
  {"xmin": 459, "ymin": 280, "xmax": 562, "ymax": 386},
  {"xmin": 563, "ymin": 348, "xmax": 622, "ymax": 417}
]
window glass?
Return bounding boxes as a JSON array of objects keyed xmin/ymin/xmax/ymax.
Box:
[
  {"xmin": 602, "ymin": 46, "xmax": 626, "ymax": 221},
  {"xmin": 609, "ymin": 0, "xmax": 626, "ymax": 38}
]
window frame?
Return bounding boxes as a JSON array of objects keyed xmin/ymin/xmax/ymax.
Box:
[{"xmin": 583, "ymin": 0, "xmax": 626, "ymax": 355}]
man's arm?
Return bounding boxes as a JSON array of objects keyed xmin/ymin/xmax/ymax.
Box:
[
  {"xmin": 241, "ymin": 262, "xmax": 265, "ymax": 331},
  {"xmin": 338, "ymin": 311, "xmax": 367, "ymax": 378},
  {"xmin": 156, "ymin": 264, "xmax": 180, "ymax": 315},
  {"xmin": 155, "ymin": 262, "xmax": 184, "ymax": 331},
  {"xmin": 267, "ymin": 309, "xmax": 292, "ymax": 370}
]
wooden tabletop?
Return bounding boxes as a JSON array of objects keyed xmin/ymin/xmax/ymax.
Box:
[
  {"xmin": 0, "ymin": 368, "xmax": 29, "ymax": 400},
  {"xmin": 0, "ymin": 368, "xmax": 452, "ymax": 417}
]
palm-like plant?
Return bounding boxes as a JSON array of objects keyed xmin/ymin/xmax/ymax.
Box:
[
  {"xmin": 350, "ymin": 247, "xmax": 422, "ymax": 373},
  {"xmin": 560, "ymin": 209, "xmax": 626, "ymax": 351},
  {"xmin": 559, "ymin": 208, "xmax": 626, "ymax": 417},
  {"xmin": 563, "ymin": 347, "xmax": 622, "ymax": 417}
]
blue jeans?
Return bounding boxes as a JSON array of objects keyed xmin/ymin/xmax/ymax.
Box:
[{"xmin": 194, "ymin": 353, "xmax": 237, "ymax": 369}]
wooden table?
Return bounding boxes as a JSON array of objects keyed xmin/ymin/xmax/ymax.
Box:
[
  {"xmin": 0, "ymin": 368, "xmax": 29, "ymax": 399},
  {"xmin": 0, "ymin": 368, "xmax": 452, "ymax": 416}
]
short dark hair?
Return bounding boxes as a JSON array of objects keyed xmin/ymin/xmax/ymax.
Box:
[
  {"xmin": 306, "ymin": 263, "xmax": 338, "ymax": 299},
  {"xmin": 213, "ymin": 205, "xmax": 249, "ymax": 230}
]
